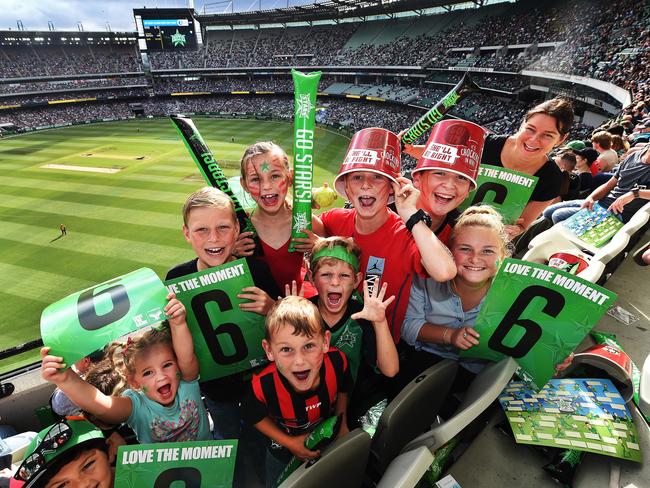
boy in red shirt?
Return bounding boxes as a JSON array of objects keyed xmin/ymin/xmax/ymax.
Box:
[{"xmin": 320, "ymin": 127, "xmax": 456, "ymax": 342}]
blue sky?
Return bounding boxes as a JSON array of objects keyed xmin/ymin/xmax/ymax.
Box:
[{"xmin": 1, "ymin": 0, "xmax": 316, "ymax": 32}]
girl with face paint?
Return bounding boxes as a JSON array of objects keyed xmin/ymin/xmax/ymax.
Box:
[{"xmin": 236, "ymin": 142, "xmax": 325, "ymax": 296}]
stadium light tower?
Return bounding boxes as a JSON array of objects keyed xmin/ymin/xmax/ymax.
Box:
[
  {"xmin": 47, "ymin": 20, "xmax": 55, "ymax": 31},
  {"xmin": 16, "ymin": 19, "xmax": 24, "ymax": 31},
  {"xmin": 77, "ymin": 21, "xmax": 84, "ymax": 32}
]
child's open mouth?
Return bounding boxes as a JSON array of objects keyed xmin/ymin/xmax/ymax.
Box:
[
  {"xmin": 293, "ymin": 370, "xmax": 310, "ymax": 382},
  {"xmin": 327, "ymin": 292, "xmax": 342, "ymax": 306},
  {"xmin": 158, "ymin": 384, "xmax": 172, "ymax": 397},
  {"xmin": 205, "ymin": 247, "xmax": 224, "ymax": 256},
  {"xmin": 358, "ymin": 196, "xmax": 376, "ymax": 208},
  {"xmin": 261, "ymin": 194, "xmax": 279, "ymax": 206},
  {"xmin": 433, "ymin": 192, "xmax": 454, "ymax": 205}
]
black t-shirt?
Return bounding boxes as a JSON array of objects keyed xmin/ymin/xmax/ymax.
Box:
[
  {"xmin": 481, "ymin": 134, "xmax": 563, "ymax": 202},
  {"xmin": 165, "ymin": 257, "xmax": 281, "ymax": 402},
  {"xmin": 309, "ymin": 295, "xmax": 377, "ymax": 381}
]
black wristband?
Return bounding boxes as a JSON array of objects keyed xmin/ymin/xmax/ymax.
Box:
[{"xmin": 405, "ymin": 209, "xmax": 432, "ymax": 232}]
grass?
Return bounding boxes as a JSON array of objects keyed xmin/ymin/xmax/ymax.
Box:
[{"xmin": 0, "ymin": 117, "xmax": 349, "ymax": 374}]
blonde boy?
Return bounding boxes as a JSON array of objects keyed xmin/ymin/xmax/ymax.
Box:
[{"xmin": 243, "ymin": 296, "xmax": 352, "ymax": 485}]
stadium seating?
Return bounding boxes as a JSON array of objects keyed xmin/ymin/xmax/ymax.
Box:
[
  {"xmin": 367, "ymin": 360, "xmax": 458, "ymax": 480},
  {"xmin": 377, "ymin": 357, "xmax": 519, "ymax": 488},
  {"xmin": 524, "ymin": 202, "xmax": 650, "ymax": 283},
  {"xmin": 278, "ymin": 428, "xmax": 371, "ymax": 488}
]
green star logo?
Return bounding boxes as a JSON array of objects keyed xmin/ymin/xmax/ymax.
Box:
[
  {"xmin": 292, "ymin": 212, "xmax": 309, "ymax": 233},
  {"xmin": 296, "ymin": 93, "xmax": 313, "ymax": 118},
  {"xmin": 260, "ymin": 162, "xmax": 270, "ymax": 173},
  {"xmin": 171, "ymin": 29, "xmax": 187, "ymax": 47},
  {"xmin": 337, "ymin": 325, "xmax": 357, "ymax": 349}
]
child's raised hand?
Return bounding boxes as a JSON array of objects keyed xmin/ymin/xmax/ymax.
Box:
[
  {"xmin": 351, "ymin": 281, "xmax": 395, "ymax": 324},
  {"xmin": 165, "ymin": 292, "xmax": 187, "ymax": 326},
  {"xmin": 392, "ymin": 177, "xmax": 420, "ymax": 222},
  {"xmin": 283, "ymin": 280, "xmax": 305, "ymax": 298},
  {"xmin": 291, "ymin": 228, "xmax": 320, "ymax": 253},
  {"xmin": 233, "ymin": 231, "xmax": 256, "ymax": 257},
  {"xmin": 285, "ymin": 433, "xmax": 320, "ymax": 461},
  {"xmin": 40, "ymin": 347, "xmax": 70, "ymax": 384},
  {"xmin": 238, "ymin": 286, "xmax": 275, "ymax": 315},
  {"xmin": 449, "ymin": 327, "xmax": 480, "ymax": 350}
]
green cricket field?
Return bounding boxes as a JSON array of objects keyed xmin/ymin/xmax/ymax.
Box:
[{"xmin": 0, "ymin": 117, "xmax": 349, "ymax": 373}]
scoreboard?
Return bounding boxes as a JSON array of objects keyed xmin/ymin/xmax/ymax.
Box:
[{"xmin": 134, "ymin": 8, "xmax": 198, "ymax": 51}]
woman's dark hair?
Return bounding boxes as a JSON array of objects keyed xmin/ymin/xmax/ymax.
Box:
[{"xmin": 524, "ymin": 97, "xmax": 574, "ymax": 136}]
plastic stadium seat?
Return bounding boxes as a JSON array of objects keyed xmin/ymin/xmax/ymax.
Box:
[
  {"xmin": 278, "ymin": 428, "xmax": 371, "ymax": 488},
  {"xmin": 368, "ymin": 360, "xmax": 458, "ymax": 479},
  {"xmin": 377, "ymin": 357, "xmax": 518, "ymax": 488},
  {"xmin": 524, "ymin": 201, "xmax": 650, "ymax": 283}
]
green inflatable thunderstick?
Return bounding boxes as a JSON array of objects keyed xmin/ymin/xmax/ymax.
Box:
[
  {"xmin": 170, "ymin": 115, "xmax": 262, "ymax": 255},
  {"xmin": 401, "ymin": 72, "xmax": 481, "ymax": 145},
  {"xmin": 289, "ymin": 69, "xmax": 321, "ymax": 252}
]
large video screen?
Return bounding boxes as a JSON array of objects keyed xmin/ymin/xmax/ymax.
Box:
[{"xmin": 134, "ymin": 8, "xmax": 197, "ymax": 51}]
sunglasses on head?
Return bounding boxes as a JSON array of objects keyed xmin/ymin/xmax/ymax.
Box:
[{"xmin": 15, "ymin": 419, "xmax": 74, "ymax": 482}]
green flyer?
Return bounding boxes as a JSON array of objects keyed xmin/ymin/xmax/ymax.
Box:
[
  {"xmin": 498, "ymin": 378, "xmax": 641, "ymax": 462},
  {"xmin": 40, "ymin": 268, "xmax": 168, "ymax": 366},
  {"xmin": 164, "ymin": 258, "xmax": 267, "ymax": 381},
  {"xmin": 461, "ymin": 258, "xmax": 617, "ymax": 389},
  {"xmin": 115, "ymin": 440, "xmax": 237, "ymax": 487},
  {"xmin": 457, "ymin": 165, "xmax": 538, "ymax": 224}
]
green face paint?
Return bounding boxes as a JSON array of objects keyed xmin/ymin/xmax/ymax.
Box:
[
  {"xmin": 288, "ymin": 68, "xmax": 321, "ymax": 253},
  {"xmin": 260, "ymin": 161, "xmax": 271, "ymax": 173},
  {"xmin": 141, "ymin": 386, "xmax": 148, "ymax": 393}
]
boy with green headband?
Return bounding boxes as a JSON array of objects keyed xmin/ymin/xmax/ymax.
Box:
[
  {"xmin": 309, "ymin": 237, "xmax": 398, "ymax": 384},
  {"xmin": 14, "ymin": 417, "xmax": 113, "ymax": 488}
]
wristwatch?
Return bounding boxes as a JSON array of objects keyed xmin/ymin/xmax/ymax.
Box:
[
  {"xmin": 632, "ymin": 186, "xmax": 640, "ymax": 198},
  {"xmin": 405, "ymin": 209, "xmax": 432, "ymax": 232}
]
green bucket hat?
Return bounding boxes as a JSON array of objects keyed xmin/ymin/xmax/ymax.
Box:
[{"xmin": 16, "ymin": 418, "xmax": 105, "ymax": 487}]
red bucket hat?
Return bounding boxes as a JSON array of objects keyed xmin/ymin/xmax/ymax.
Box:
[
  {"xmin": 334, "ymin": 127, "xmax": 401, "ymax": 203},
  {"xmin": 412, "ymin": 119, "xmax": 486, "ymax": 189}
]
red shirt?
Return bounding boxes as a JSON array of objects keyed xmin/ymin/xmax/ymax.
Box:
[
  {"xmin": 255, "ymin": 237, "xmax": 316, "ymax": 298},
  {"xmin": 321, "ymin": 208, "xmax": 426, "ymax": 342}
]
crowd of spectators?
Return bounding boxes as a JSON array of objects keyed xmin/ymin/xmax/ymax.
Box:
[
  {"xmin": 0, "ymin": 77, "xmax": 147, "ymax": 95},
  {"xmin": 0, "ymin": 102, "xmax": 133, "ymax": 128},
  {"xmin": 0, "ymin": 0, "xmax": 646, "ymax": 102},
  {"xmin": 0, "ymin": 45, "xmax": 141, "ymax": 78},
  {"xmin": 0, "ymin": 88, "xmax": 148, "ymax": 106},
  {"xmin": 152, "ymin": 77, "xmax": 293, "ymax": 94}
]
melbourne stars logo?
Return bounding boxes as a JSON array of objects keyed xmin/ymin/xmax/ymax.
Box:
[
  {"xmin": 295, "ymin": 94, "xmax": 313, "ymax": 118},
  {"xmin": 292, "ymin": 212, "xmax": 309, "ymax": 233},
  {"xmin": 171, "ymin": 29, "xmax": 187, "ymax": 47},
  {"xmin": 337, "ymin": 325, "xmax": 357, "ymax": 349}
]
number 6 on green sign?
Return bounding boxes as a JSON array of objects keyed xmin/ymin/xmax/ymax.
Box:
[
  {"xmin": 77, "ymin": 278, "xmax": 130, "ymax": 331},
  {"xmin": 41, "ymin": 268, "xmax": 169, "ymax": 367},
  {"xmin": 488, "ymin": 285, "xmax": 564, "ymax": 358},
  {"xmin": 191, "ymin": 289, "xmax": 249, "ymax": 365}
]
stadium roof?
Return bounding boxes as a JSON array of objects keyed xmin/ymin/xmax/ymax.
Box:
[{"xmin": 197, "ymin": 0, "xmax": 485, "ymax": 26}]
